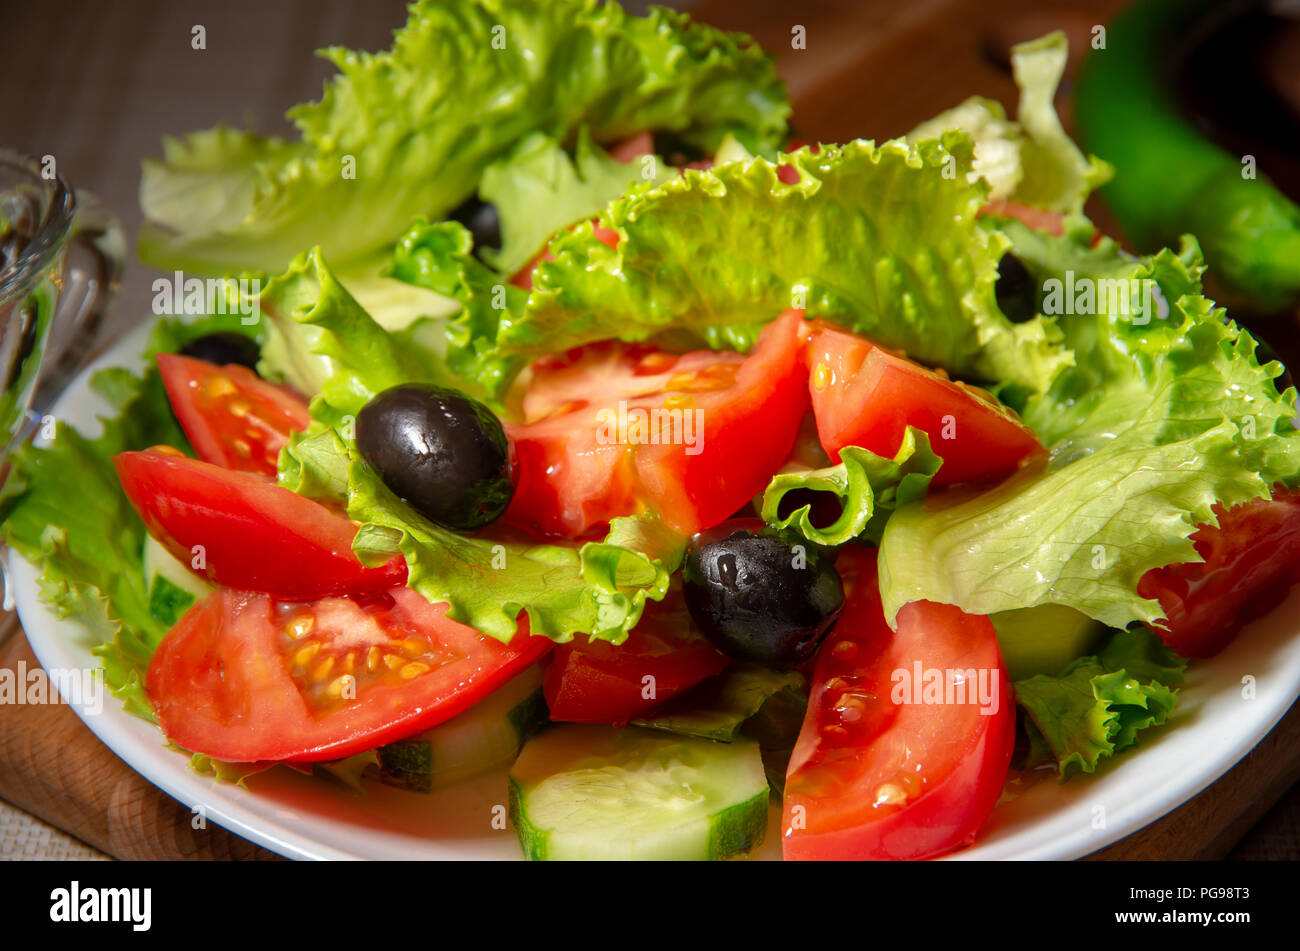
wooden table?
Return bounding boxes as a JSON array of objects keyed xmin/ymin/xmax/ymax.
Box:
[{"xmin": 1, "ymin": 0, "xmax": 1297, "ymax": 860}]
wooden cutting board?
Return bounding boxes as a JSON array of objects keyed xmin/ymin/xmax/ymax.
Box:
[
  {"xmin": 1, "ymin": 0, "xmax": 1298, "ymax": 860},
  {"xmin": 0, "ymin": 622, "xmax": 281, "ymax": 860}
]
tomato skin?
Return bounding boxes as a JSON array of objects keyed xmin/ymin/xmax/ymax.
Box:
[
  {"xmin": 638, "ymin": 310, "xmax": 810, "ymax": 533},
  {"xmin": 157, "ymin": 353, "xmax": 310, "ymax": 476},
  {"xmin": 114, "ymin": 450, "xmax": 406, "ymax": 598},
  {"xmin": 506, "ymin": 308, "xmax": 811, "ymax": 538},
  {"xmin": 147, "ymin": 586, "xmax": 552, "ymax": 762},
  {"xmin": 979, "ymin": 199, "xmax": 1106, "ymax": 248},
  {"xmin": 805, "ymin": 323, "xmax": 1043, "ymax": 486},
  {"xmin": 1138, "ymin": 489, "xmax": 1300, "ymax": 657},
  {"xmin": 543, "ymin": 595, "xmax": 729, "ymax": 725},
  {"xmin": 978, "ymin": 199, "xmax": 1066, "ymax": 236},
  {"xmin": 606, "ymin": 131, "xmax": 654, "ymax": 163},
  {"xmin": 782, "ymin": 547, "xmax": 1015, "ymax": 861}
]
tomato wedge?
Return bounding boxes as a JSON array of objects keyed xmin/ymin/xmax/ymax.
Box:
[
  {"xmin": 783, "ymin": 547, "xmax": 1015, "ymax": 861},
  {"xmin": 157, "ymin": 353, "xmax": 310, "ymax": 476},
  {"xmin": 114, "ymin": 450, "xmax": 406, "ymax": 598},
  {"xmin": 543, "ymin": 592, "xmax": 729, "ymax": 725},
  {"xmin": 147, "ymin": 586, "xmax": 553, "ymax": 762},
  {"xmin": 1138, "ymin": 488, "xmax": 1300, "ymax": 657},
  {"xmin": 804, "ymin": 322, "xmax": 1043, "ymax": 486},
  {"xmin": 506, "ymin": 308, "xmax": 811, "ymax": 537}
]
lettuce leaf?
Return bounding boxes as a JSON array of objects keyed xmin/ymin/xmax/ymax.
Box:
[
  {"xmin": 479, "ymin": 129, "xmax": 675, "ymax": 276},
  {"xmin": 138, "ymin": 0, "xmax": 789, "ymax": 275},
  {"xmin": 403, "ymin": 136, "xmax": 1071, "ymax": 402},
  {"xmin": 346, "ymin": 447, "xmax": 684, "ymax": 643},
  {"xmin": 878, "ymin": 224, "xmax": 1300, "ymax": 629},
  {"xmin": 387, "ymin": 219, "xmax": 533, "ymax": 402},
  {"xmin": 258, "ymin": 248, "xmax": 453, "ymax": 425},
  {"xmin": 0, "ymin": 322, "xmax": 225, "ymax": 720},
  {"xmin": 1015, "ymin": 628, "xmax": 1186, "ymax": 778},
  {"xmin": 760, "ymin": 427, "xmax": 942, "ymax": 546},
  {"xmin": 907, "ymin": 31, "xmax": 1112, "ymax": 213},
  {"xmin": 277, "ymin": 425, "xmax": 351, "ymax": 502}
]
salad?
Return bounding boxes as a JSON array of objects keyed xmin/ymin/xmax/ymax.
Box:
[{"xmin": 4, "ymin": 0, "xmax": 1300, "ymax": 862}]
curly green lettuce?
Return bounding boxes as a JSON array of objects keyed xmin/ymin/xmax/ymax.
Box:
[
  {"xmin": 386, "ymin": 220, "xmax": 533, "ymax": 403},
  {"xmin": 393, "ymin": 136, "xmax": 1072, "ymax": 403},
  {"xmin": 478, "ymin": 129, "xmax": 676, "ymax": 276},
  {"xmin": 878, "ymin": 222, "xmax": 1300, "ymax": 630},
  {"xmin": 138, "ymin": 0, "xmax": 789, "ymax": 275},
  {"xmin": 258, "ymin": 248, "xmax": 466, "ymax": 427},
  {"xmin": 907, "ymin": 31, "xmax": 1112, "ymax": 213},
  {"xmin": 347, "ymin": 448, "xmax": 684, "ymax": 643},
  {"xmin": 760, "ymin": 427, "xmax": 942, "ymax": 547},
  {"xmin": 1015, "ymin": 628, "xmax": 1186, "ymax": 778}
]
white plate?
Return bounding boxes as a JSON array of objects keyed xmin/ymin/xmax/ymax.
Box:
[{"xmin": 12, "ymin": 322, "xmax": 1300, "ymax": 860}]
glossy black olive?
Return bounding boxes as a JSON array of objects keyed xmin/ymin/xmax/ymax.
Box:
[
  {"xmin": 682, "ymin": 519, "xmax": 845, "ymax": 669},
  {"xmin": 179, "ymin": 332, "xmax": 262, "ymax": 371},
  {"xmin": 449, "ymin": 196, "xmax": 502, "ymax": 253},
  {"xmin": 995, "ymin": 253, "xmax": 1038, "ymax": 324},
  {"xmin": 356, "ymin": 383, "xmax": 515, "ymax": 531}
]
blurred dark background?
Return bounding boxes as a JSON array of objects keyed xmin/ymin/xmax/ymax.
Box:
[
  {"xmin": 5, "ymin": 0, "xmax": 1300, "ymax": 330},
  {"xmin": 0, "ymin": 0, "xmax": 1144, "ymax": 335}
]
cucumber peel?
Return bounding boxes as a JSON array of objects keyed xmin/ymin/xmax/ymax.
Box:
[{"xmin": 509, "ymin": 725, "xmax": 769, "ymax": 861}]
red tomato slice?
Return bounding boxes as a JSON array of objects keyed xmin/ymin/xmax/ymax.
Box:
[
  {"xmin": 115, "ymin": 450, "xmax": 406, "ymax": 598},
  {"xmin": 782, "ymin": 547, "xmax": 1015, "ymax": 861},
  {"xmin": 157, "ymin": 353, "xmax": 310, "ymax": 476},
  {"xmin": 804, "ymin": 322, "xmax": 1043, "ymax": 486},
  {"xmin": 1138, "ymin": 489, "xmax": 1300, "ymax": 657},
  {"xmin": 505, "ymin": 308, "xmax": 811, "ymax": 537},
  {"xmin": 543, "ymin": 592, "xmax": 729, "ymax": 725},
  {"xmin": 147, "ymin": 586, "xmax": 552, "ymax": 762}
]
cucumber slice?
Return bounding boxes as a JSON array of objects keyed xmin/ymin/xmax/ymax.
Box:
[
  {"xmin": 991, "ymin": 604, "xmax": 1106, "ymax": 681},
  {"xmin": 509, "ymin": 725, "xmax": 769, "ymax": 861},
  {"xmin": 377, "ymin": 665, "xmax": 546, "ymax": 793},
  {"xmin": 144, "ymin": 534, "xmax": 213, "ymax": 626}
]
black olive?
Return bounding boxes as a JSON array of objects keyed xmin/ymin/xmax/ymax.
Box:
[
  {"xmin": 179, "ymin": 332, "xmax": 262, "ymax": 371},
  {"xmin": 995, "ymin": 253, "xmax": 1038, "ymax": 324},
  {"xmin": 356, "ymin": 383, "xmax": 515, "ymax": 531},
  {"xmin": 682, "ymin": 519, "xmax": 844, "ymax": 669},
  {"xmin": 449, "ymin": 196, "xmax": 502, "ymax": 253}
]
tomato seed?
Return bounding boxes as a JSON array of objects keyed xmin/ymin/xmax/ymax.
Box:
[{"xmin": 399, "ymin": 661, "xmax": 430, "ymax": 679}]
